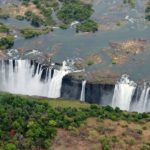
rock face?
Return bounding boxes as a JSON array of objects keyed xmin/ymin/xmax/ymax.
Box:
[
  {"xmin": 85, "ymin": 83, "xmax": 114, "ymax": 105},
  {"xmin": 61, "ymin": 75, "xmax": 115, "ymax": 105},
  {"xmin": 61, "ymin": 76, "xmax": 82, "ymax": 100}
]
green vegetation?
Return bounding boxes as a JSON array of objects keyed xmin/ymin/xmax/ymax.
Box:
[
  {"xmin": 0, "ymin": 35, "xmax": 14, "ymax": 49},
  {"xmin": 100, "ymin": 136, "xmax": 110, "ymax": 150},
  {"xmin": 0, "ymin": 23, "xmax": 14, "ymax": 50},
  {"xmin": 40, "ymin": 98, "xmax": 90, "ymax": 108},
  {"xmin": 0, "ymin": 93, "xmax": 149, "ymax": 149},
  {"xmin": 0, "ymin": 14, "xmax": 10, "ymax": 19},
  {"xmin": 24, "ymin": 11, "xmax": 45, "ymax": 27},
  {"xmin": 22, "ymin": 0, "xmax": 58, "ymax": 26},
  {"xmin": 16, "ymin": 15, "xmax": 25, "ymax": 21},
  {"xmin": 145, "ymin": 1, "xmax": 150, "ymax": 21},
  {"xmin": 123, "ymin": 0, "xmax": 136, "ymax": 8},
  {"xmin": 0, "ymin": 9, "xmax": 10, "ymax": 19},
  {"xmin": 57, "ymin": 0, "xmax": 98, "ymax": 32},
  {"xmin": 59, "ymin": 24, "xmax": 68, "ymax": 30},
  {"xmin": 76, "ymin": 19, "xmax": 98, "ymax": 32},
  {"xmin": 57, "ymin": 1, "xmax": 93, "ymax": 24},
  {"xmin": 112, "ymin": 59, "xmax": 117, "ymax": 65},
  {"xmin": 1, "ymin": 0, "xmax": 98, "ymax": 33},
  {"xmin": 38, "ymin": 0, "xmax": 98, "ymax": 32},
  {"xmin": 116, "ymin": 21, "xmax": 121, "ymax": 26},
  {"xmin": 20, "ymin": 27, "xmax": 50, "ymax": 39},
  {"xmin": 86, "ymin": 59, "xmax": 94, "ymax": 66},
  {"xmin": 0, "ymin": 23, "xmax": 9, "ymax": 33}
]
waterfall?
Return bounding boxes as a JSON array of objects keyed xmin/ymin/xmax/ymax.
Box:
[
  {"xmin": 48, "ymin": 61, "xmax": 73, "ymax": 98},
  {"xmin": 80, "ymin": 80, "xmax": 86, "ymax": 102},
  {"xmin": 0, "ymin": 59, "xmax": 73, "ymax": 98},
  {"xmin": 1, "ymin": 60, "xmax": 150, "ymax": 113},
  {"xmin": 132, "ymin": 84, "xmax": 150, "ymax": 113},
  {"xmin": 137, "ymin": 86, "xmax": 150, "ymax": 112},
  {"xmin": 112, "ymin": 75, "xmax": 150, "ymax": 112},
  {"xmin": 0, "ymin": 60, "xmax": 52, "ymax": 96},
  {"xmin": 112, "ymin": 75, "xmax": 137, "ymax": 111}
]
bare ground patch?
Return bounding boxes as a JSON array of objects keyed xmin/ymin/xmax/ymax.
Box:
[{"xmin": 2, "ymin": 3, "xmax": 43, "ymax": 18}]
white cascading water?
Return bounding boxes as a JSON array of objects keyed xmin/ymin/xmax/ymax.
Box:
[
  {"xmin": 80, "ymin": 80, "xmax": 86, "ymax": 102},
  {"xmin": 112, "ymin": 75, "xmax": 150, "ymax": 112},
  {"xmin": 0, "ymin": 60, "xmax": 46, "ymax": 96},
  {"xmin": 133, "ymin": 84, "xmax": 150, "ymax": 113},
  {"xmin": 1, "ymin": 60, "xmax": 150, "ymax": 112},
  {"xmin": 112, "ymin": 75, "xmax": 137, "ymax": 111},
  {"xmin": 48, "ymin": 61, "xmax": 73, "ymax": 98},
  {"xmin": 0, "ymin": 59, "xmax": 74, "ymax": 98}
]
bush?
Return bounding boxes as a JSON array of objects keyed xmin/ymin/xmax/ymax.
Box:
[
  {"xmin": 25, "ymin": 11, "xmax": 44, "ymax": 27},
  {"xmin": 145, "ymin": 1, "xmax": 150, "ymax": 21},
  {"xmin": 123, "ymin": 0, "xmax": 136, "ymax": 8},
  {"xmin": 0, "ymin": 35, "xmax": 14, "ymax": 49},
  {"xmin": 76, "ymin": 20, "xmax": 98, "ymax": 32},
  {"xmin": 49, "ymin": 120, "xmax": 57, "ymax": 127},
  {"xmin": 57, "ymin": 1, "xmax": 93, "ymax": 24},
  {"xmin": 59, "ymin": 24, "xmax": 68, "ymax": 29},
  {"xmin": 20, "ymin": 27, "xmax": 50, "ymax": 39},
  {"xmin": 136, "ymin": 129, "xmax": 143, "ymax": 135},
  {"xmin": 16, "ymin": 15, "xmax": 25, "ymax": 20},
  {"xmin": 2, "ymin": 143, "xmax": 17, "ymax": 150},
  {"xmin": 100, "ymin": 136, "xmax": 110, "ymax": 150},
  {"xmin": 86, "ymin": 60, "xmax": 94, "ymax": 66},
  {"xmin": 0, "ymin": 23, "xmax": 9, "ymax": 33},
  {"xmin": 0, "ymin": 14, "xmax": 9, "ymax": 19}
]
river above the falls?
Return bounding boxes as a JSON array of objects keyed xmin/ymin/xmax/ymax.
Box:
[{"xmin": 0, "ymin": 0, "xmax": 150, "ymax": 81}]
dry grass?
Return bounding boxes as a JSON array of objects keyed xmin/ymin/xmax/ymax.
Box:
[
  {"xmin": 51, "ymin": 118, "xmax": 150, "ymax": 150},
  {"xmin": 0, "ymin": 32, "xmax": 7, "ymax": 38},
  {"xmin": 2, "ymin": 3, "xmax": 43, "ymax": 18}
]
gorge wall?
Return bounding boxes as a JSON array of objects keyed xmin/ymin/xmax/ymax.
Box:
[{"xmin": 61, "ymin": 75, "xmax": 114, "ymax": 105}]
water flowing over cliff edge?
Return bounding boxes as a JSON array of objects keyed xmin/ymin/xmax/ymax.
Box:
[{"xmin": 0, "ymin": 59, "xmax": 150, "ymax": 112}]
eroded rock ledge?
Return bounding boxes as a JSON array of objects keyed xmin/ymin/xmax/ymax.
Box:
[{"xmin": 67, "ymin": 70, "xmax": 120, "ymax": 84}]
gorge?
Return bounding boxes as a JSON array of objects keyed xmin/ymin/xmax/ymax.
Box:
[{"xmin": 0, "ymin": 59, "xmax": 150, "ymax": 113}]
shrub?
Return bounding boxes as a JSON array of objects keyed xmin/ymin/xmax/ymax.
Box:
[
  {"xmin": 0, "ymin": 23, "xmax": 9, "ymax": 33},
  {"xmin": 57, "ymin": 1, "xmax": 93, "ymax": 24},
  {"xmin": 0, "ymin": 35, "xmax": 14, "ymax": 49},
  {"xmin": 49, "ymin": 120, "xmax": 57, "ymax": 127},
  {"xmin": 20, "ymin": 27, "xmax": 50, "ymax": 39},
  {"xmin": 59, "ymin": 24, "xmax": 68, "ymax": 29},
  {"xmin": 76, "ymin": 20, "xmax": 98, "ymax": 33},
  {"xmin": 0, "ymin": 14, "xmax": 9, "ymax": 19},
  {"xmin": 136, "ymin": 129, "xmax": 143, "ymax": 135},
  {"xmin": 16, "ymin": 15, "xmax": 25, "ymax": 20},
  {"xmin": 100, "ymin": 136, "xmax": 110, "ymax": 150}
]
